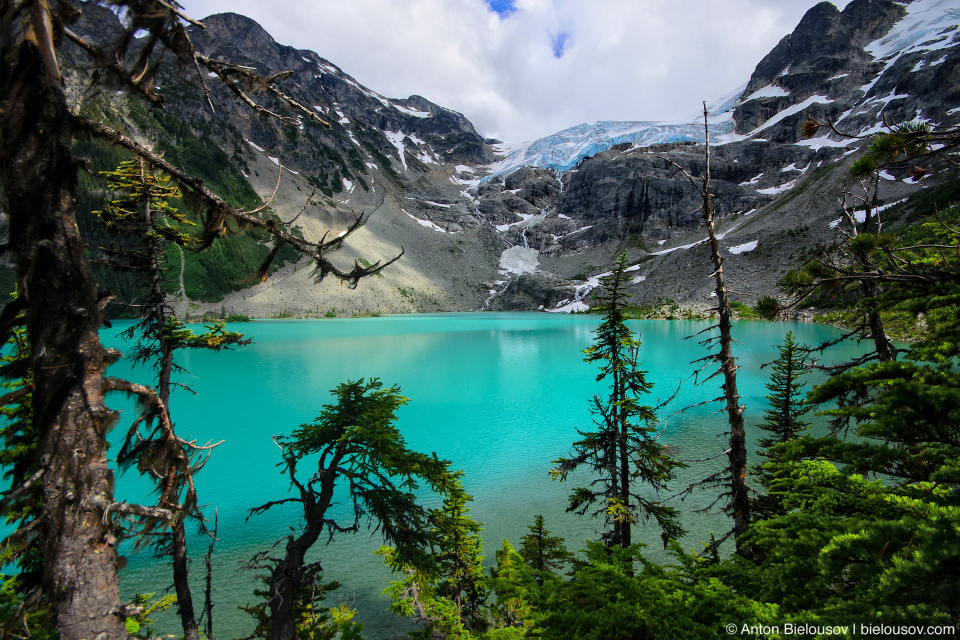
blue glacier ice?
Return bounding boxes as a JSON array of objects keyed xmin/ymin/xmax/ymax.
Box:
[{"xmin": 484, "ymin": 85, "xmax": 744, "ymax": 180}]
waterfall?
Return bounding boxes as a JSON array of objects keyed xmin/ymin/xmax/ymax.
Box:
[{"xmin": 480, "ymin": 280, "xmax": 510, "ymax": 311}]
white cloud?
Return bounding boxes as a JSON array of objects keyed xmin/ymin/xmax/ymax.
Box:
[{"xmin": 177, "ymin": 0, "xmax": 851, "ymax": 143}]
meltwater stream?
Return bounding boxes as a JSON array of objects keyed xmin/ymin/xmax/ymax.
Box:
[{"xmin": 101, "ymin": 313, "xmax": 863, "ymax": 639}]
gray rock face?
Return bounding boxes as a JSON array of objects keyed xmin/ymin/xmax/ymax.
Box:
[
  {"xmin": 503, "ymin": 167, "xmax": 562, "ymax": 209},
  {"xmin": 472, "ymin": 137, "xmax": 845, "ymax": 259},
  {"xmin": 558, "ymin": 144, "xmax": 767, "ymax": 234},
  {"xmin": 733, "ymin": 0, "xmax": 958, "ymax": 142},
  {"xmin": 488, "ymin": 272, "xmax": 579, "ymax": 311}
]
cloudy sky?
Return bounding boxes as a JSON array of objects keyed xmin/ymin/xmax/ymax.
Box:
[{"xmin": 177, "ymin": 0, "xmax": 851, "ymax": 143}]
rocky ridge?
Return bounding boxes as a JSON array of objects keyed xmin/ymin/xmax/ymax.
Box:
[{"xmin": 473, "ymin": 0, "xmax": 960, "ymax": 312}]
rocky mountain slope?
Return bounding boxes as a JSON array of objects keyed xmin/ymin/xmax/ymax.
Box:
[{"xmin": 67, "ymin": 0, "xmax": 960, "ymax": 317}]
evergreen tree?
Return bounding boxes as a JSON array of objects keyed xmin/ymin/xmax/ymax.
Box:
[
  {"xmin": 737, "ymin": 124, "xmax": 960, "ymax": 624},
  {"xmin": 751, "ymin": 331, "xmax": 811, "ymax": 520},
  {"xmin": 552, "ymin": 252, "xmax": 684, "ymax": 549},
  {"xmin": 380, "ymin": 474, "xmax": 488, "ymax": 638},
  {"xmin": 532, "ymin": 542, "xmax": 778, "ymax": 640},
  {"xmin": 519, "ymin": 514, "xmax": 573, "ymax": 578},
  {"xmin": 247, "ymin": 378, "xmax": 455, "ymax": 640},
  {"xmin": 433, "ymin": 475, "xmax": 488, "ymax": 632},
  {"xmin": 97, "ymin": 158, "xmax": 249, "ymax": 640}
]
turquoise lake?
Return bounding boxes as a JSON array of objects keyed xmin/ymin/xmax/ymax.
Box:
[{"xmin": 101, "ymin": 313, "xmax": 864, "ymax": 639}]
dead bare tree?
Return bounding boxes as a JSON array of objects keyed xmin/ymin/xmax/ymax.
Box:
[{"xmin": 658, "ymin": 102, "xmax": 751, "ymax": 556}]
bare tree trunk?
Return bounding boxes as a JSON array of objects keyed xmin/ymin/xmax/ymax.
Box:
[
  {"xmin": 0, "ymin": 15, "xmax": 128, "ymax": 639},
  {"xmin": 204, "ymin": 515, "xmax": 217, "ymax": 640},
  {"xmin": 699, "ymin": 103, "xmax": 751, "ymax": 553},
  {"xmin": 264, "ymin": 458, "xmax": 338, "ymax": 640},
  {"xmin": 171, "ymin": 522, "xmax": 200, "ymax": 640},
  {"xmin": 861, "ymin": 261, "xmax": 895, "ymax": 366},
  {"xmin": 269, "ymin": 523, "xmax": 325, "ymax": 640},
  {"xmin": 617, "ymin": 367, "xmax": 632, "ymax": 550}
]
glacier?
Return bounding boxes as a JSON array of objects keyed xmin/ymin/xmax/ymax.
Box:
[{"xmin": 483, "ymin": 86, "xmax": 744, "ymax": 180}]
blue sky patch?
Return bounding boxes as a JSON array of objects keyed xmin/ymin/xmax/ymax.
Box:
[
  {"xmin": 486, "ymin": 0, "xmax": 516, "ymax": 18},
  {"xmin": 552, "ymin": 32, "xmax": 571, "ymax": 58}
]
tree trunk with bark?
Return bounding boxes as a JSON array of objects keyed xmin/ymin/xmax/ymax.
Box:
[
  {"xmin": 0, "ymin": 13, "xmax": 128, "ymax": 638},
  {"xmin": 699, "ymin": 103, "xmax": 751, "ymax": 553}
]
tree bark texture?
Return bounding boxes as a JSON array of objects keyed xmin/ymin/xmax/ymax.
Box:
[
  {"xmin": 267, "ymin": 456, "xmax": 338, "ymax": 640},
  {"xmin": 0, "ymin": 11, "xmax": 128, "ymax": 639},
  {"xmin": 172, "ymin": 521, "xmax": 200, "ymax": 640}
]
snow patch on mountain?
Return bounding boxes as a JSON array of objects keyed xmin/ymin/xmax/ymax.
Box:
[
  {"xmin": 403, "ymin": 209, "xmax": 446, "ymax": 233},
  {"xmin": 392, "ymin": 103, "xmax": 432, "ymax": 118},
  {"xmin": 748, "ymin": 95, "xmax": 834, "ymax": 135},
  {"xmin": 728, "ymin": 240, "xmax": 758, "ymax": 254},
  {"xmin": 851, "ymin": 0, "xmax": 960, "ymax": 111},
  {"xmin": 384, "ymin": 131, "xmax": 409, "ymax": 170},
  {"xmin": 499, "ymin": 246, "xmax": 540, "ymax": 275},
  {"xmin": 743, "ymin": 84, "xmax": 790, "ymax": 102},
  {"xmin": 867, "ymin": 0, "xmax": 960, "ymax": 61}
]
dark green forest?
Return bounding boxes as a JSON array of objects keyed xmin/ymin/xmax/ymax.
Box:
[{"xmin": 70, "ymin": 109, "xmax": 302, "ymax": 318}]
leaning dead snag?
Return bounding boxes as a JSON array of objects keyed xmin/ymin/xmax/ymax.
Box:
[
  {"xmin": 697, "ymin": 102, "xmax": 751, "ymax": 552},
  {"xmin": 659, "ymin": 102, "xmax": 750, "ymax": 555}
]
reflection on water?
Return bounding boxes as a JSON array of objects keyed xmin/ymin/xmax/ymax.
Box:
[{"xmin": 103, "ymin": 313, "xmax": 861, "ymax": 639}]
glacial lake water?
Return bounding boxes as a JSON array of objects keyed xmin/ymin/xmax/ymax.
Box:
[{"xmin": 101, "ymin": 313, "xmax": 865, "ymax": 639}]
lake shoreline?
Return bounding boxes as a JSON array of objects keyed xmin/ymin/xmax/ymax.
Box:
[{"xmin": 177, "ymin": 303, "xmax": 828, "ymax": 324}]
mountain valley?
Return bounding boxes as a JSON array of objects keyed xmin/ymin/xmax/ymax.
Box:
[{"xmin": 66, "ymin": 0, "xmax": 960, "ymax": 318}]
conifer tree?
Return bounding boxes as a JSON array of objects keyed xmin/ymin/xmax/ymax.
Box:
[
  {"xmin": 97, "ymin": 158, "xmax": 249, "ymax": 640},
  {"xmin": 247, "ymin": 378, "xmax": 455, "ymax": 640},
  {"xmin": 751, "ymin": 331, "xmax": 810, "ymax": 520},
  {"xmin": 380, "ymin": 473, "xmax": 488, "ymax": 638},
  {"xmin": 486, "ymin": 540, "xmax": 538, "ymax": 633},
  {"xmin": 433, "ymin": 475, "xmax": 488, "ymax": 632},
  {"xmin": 738, "ymin": 123, "xmax": 960, "ymax": 623},
  {"xmin": 552, "ymin": 252, "xmax": 683, "ymax": 549},
  {"xmin": 519, "ymin": 515, "xmax": 573, "ymax": 578}
]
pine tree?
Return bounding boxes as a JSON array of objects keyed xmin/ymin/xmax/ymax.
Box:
[
  {"xmin": 552, "ymin": 252, "xmax": 684, "ymax": 549},
  {"xmin": 379, "ymin": 473, "xmax": 488, "ymax": 638},
  {"xmin": 433, "ymin": 475, "xmax": 488, "ymax": 632},
  {"xmin": 519, "ymin": 515, "xmax": 573, "ymax": 578},
  {"xmin": 751, "ymin": 331, "xmax": 810, "ymax": 520},
  {"xmin": 740, "ymin": 125, "xmax": 960, "ymax": 624},
  {"xmin": 97, "ymin": 158, "xmax": 249, "ymax": 640},
  {"xmin": 247, "ymin": 378, "xmax": 455, "ymax": 640}
]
